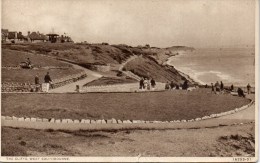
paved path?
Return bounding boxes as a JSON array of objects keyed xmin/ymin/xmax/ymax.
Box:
[{"xmin": 49, "ymin": 63, "xmax": 102, "ymax": 93}]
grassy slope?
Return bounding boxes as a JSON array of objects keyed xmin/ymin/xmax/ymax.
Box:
[
  {"xmin": 2, "ymin": 123, "xmax": 254, "ymax": 156},
  {"xmin": 2, "ymin": 43, "xmax": 195, "ymax": 84},
  {"xmin": 2, "ymin": 89, "xmax": 250, "ymax": 121},
  {"xmin": 124, "ymin": 56, "xmax": 186, "ymax": 83},
  {"xmin": 2, "ymin": 49, "xmax": 70, "ymax": 67},
  {"xmin": 2, "ymin": 68, "xmax": 83, "ymax": 83}
]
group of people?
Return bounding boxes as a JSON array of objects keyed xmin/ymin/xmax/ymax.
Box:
[
  {"xmin": 210, "ymin": 81, "xmax": 252, "ymax": 97},
  {"xmin": 139, "ymin": 78, "xmax": 156, "ymax": 90},
  {"xmin": 210, "ymin": 81, "xmax": 224, "ymax": 93},
  {"xmin": 165, "ymin": 80, "xmax": 188, "ymax": 90},
  {"xmin": 34, "ymin": 72, "xmax": 53, "ymax": 92}
]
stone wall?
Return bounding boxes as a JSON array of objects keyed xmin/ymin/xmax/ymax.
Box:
[{"xmin": 2, "ymin": 72, "xmax": 87, "ymax": 92}]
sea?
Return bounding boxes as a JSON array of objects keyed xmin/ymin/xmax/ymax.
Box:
[{"xmin": 169, "ymin": 47, "xmax": 255, "ymax": 87}]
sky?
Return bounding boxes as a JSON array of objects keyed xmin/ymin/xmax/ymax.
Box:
[{"xmin": 1, "ymin": 0, "xmax": 256, "ymax": 48}]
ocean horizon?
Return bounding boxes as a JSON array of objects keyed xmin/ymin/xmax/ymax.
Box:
[{"xmin": 168, "ymin": 47, "xmax": 255, "ymax": 88}]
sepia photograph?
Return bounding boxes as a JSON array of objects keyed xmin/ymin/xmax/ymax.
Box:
[{"xmin": 0, "ymin": 0, "xmax": 258, "ymax": 162}]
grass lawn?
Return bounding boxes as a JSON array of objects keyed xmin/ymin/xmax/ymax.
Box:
[
  {"xmin": 2, "ymin": 89, "xmax": 250, "ymax": 121},
  {"xmin": 84, "ymin": 76, "xmax": 137, "ymax": 87},
  {"xmin": 2, "ymin": 68, "xmax": 83, "ymax": 83},
  {"xmin": 2, "ymin": 49, "xmax": 70, "ymax": 67}
]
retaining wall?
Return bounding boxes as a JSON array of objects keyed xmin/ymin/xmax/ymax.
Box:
[{"xmin": 2, "ymin": 72, "xmax": 87, "ymax": 92}]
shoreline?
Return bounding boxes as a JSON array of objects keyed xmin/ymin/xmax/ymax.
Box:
[{"xmin": 164, "ymin": 52, "xmax": 204, "ymax": 86}]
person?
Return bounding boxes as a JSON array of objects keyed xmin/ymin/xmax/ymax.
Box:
[
  {"xmin": 151, "ymin": 78, "xmax": 156, "ymax": 90},
  {"xmin": 211, "ymin": 83, "xmax": 214, "ymax": 93},
  {"xmin": 35, "ymin": 74, "xmax": 40, "ymax": 92},
  {"xmin": 247, "ymin": 83, "xmax": 251, "ymax": 94},
  {"xmin": 182, "ymin": 80, "xmax": 188, "ymax": 90},
  {"xmin": 139, "ymin": 78, "xmax": 144, "ymax": 90},
  {"xmin": 144, "ymin": 78, "xmax": 148, "ymax": 90},
  {"xmin": 237, "ymin": 87, "xmax": 245, "ymax": 97},
  {"xmin": 44, "ymin": 72, "xmax": 52, "ymax": 92},
  {"xmin": 230, "ymin": 84, "xmax": 234, "ymax": 91},
  {"xmin": 26, "ymin": 58, "xmax": 32, "ymax": 68},
  {"xmin": 175, "ymin": 84, "xmax": 180, "ymax": 90},
  {"xmin": 215, "ymin": 81, "xmax": 220, "ymax": 92},
  {"xmin": 170, "ymin": 81, "xmax": 175, "ymax": 90},
  {"xmin": 220, "ymin": 81, "xmax": 224, "ymax": 91},
  {"xmin": 165, "ymin": 81, "xmax": 170, "ymax": 90},
  {"xmin": 147, "ymin": 79, "xmax": 151, "ymax": 90}
]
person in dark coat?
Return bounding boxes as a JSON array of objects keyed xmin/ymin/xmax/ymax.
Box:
[
  {"xmin": 35, "ymin": 75, "xmax": 40, "ymax": 92},
  {"xmin": 151, "ymin": 78, "xmax": 156, "ymax": 89},
  {"xmin": 247, "ymin": 83, "xmax": 251, "ymax": 94},
  {"xmin": 220, "ymin": 81, "xmax": 224, "ymax": 91},
  {"xmin": 139, "ymin": 78, "xmax": 144, "ymax": 90},
  {"xmin": 170, "ymin": 81, "xmax": 175, "ymax": 89},
  {"xmin": 237, "ymin": 88, "xmax": 245, "ymax": 97},
  {"xmin": 165, "ymin": 82, "xmax": 170, "ymax": 90},
  {"xmin": 211, "ymin": 83, "xmax": 214, "ymax": 93},
  {"xmin": 44, "ymin": 72, "xmax": 52, "ymax": 92},
  {"xmin": 230, "ymin": 84, "xmax": 234, "ymax": 91},
  {"xmin": 182, "ymin": 80, "xmax": 188, "ymax": 90}
]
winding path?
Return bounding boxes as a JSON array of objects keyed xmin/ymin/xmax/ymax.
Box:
[{"xmin": 49, "ymin": 62, "xmax": 103, "ymax": 93}]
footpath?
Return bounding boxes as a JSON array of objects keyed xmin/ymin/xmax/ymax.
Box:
[{"xmin": 49, "ymin": 63, "xmax": 102, "ymax": 93}]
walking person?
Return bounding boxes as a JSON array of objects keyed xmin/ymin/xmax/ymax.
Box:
[
  {"xmin": 144, "ymin": 78, "xmax": 148, "ymax": 90},
  {"xmin": 151, "ymin": 78, "xmax": 156, "ymax": 90},
  {"xmin": 220, "ymin": 81, "xmax": 224, "ymax": 91},
  {"xmin": 211, "ymin": 83, "xmax": 214, "ymax": 93},
  {"xmin": 139, "ymin": 78, "xmax": 144, "ymax": 90},
  {"xmin": 35, "ymin": 74, "xmax": 40, "ymax": 92},
  {"xmin": 44, "ymin": 72, "xmax": 52, "ymax": 92},
  {"xmin": 170, "ymin": 81, "xmax": 175, "ymax": 90},
  {"xmin": 165, "ymin": 81, "xmax": 170, "ymax": 90},
  {"xmin": 230, "ymin": 84, "xmax": 234, "ymax": 91},
  {"xmin": 247, "ymin": 83, "xmax": 251, "ymax": 94},
  {"xmin": 215, "ymin": 81, "xmax": 220, "ymax": 93}
]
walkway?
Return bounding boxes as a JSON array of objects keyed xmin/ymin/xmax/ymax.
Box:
[{"xmin": 49, "ymin": 63, "xmax": 102, "ymax": 93}]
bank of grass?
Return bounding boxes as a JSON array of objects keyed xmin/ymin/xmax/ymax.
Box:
[
  {"xmin": 2, "ymin": 89, "xmax": 250, "ymax": 121},
  {"xmin": 2, "ymin": 49, "xmax": 70, "ymax": 67},
  {"xmin": 2, "ymin": 68, "xmax": 83, "ymax": 83},
  {"xmin": 84, "ymin": 76, "xmax": 137, "ymax": 87}
]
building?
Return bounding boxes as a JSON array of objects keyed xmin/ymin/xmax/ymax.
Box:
[
  {"xmin": 27, "ymin": 31, "xmax": 48, "ymax": 43},
  {"xmin": 1, "ymin": 29, "xmax": 9, "ymax": 42}
]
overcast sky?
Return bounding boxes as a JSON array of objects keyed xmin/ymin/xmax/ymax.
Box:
[{"xmin": 2, "ymin": 0, "xmax": 256, "ymax": 48}]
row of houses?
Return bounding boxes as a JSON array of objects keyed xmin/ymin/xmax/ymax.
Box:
[{"xmin": 1, "ymin": 29, "xmax": 73, "ymax": 43}]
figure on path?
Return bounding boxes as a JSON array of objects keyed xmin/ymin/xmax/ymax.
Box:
[
  {"xmin": 170, "ymin": 81, "xmax": 175, "ymax": 90},
  {"xmin": 139, "ymin": 78, "xmax": 144, "ymax": 90},
  {"xmin": 151, "ymin": 78, "xmax": 156, "ymax": 90},
  {"xmin": 165, "ymin": 81, "xmax": 170, "ymax": 90},
  {"xmin": 230, "ymin": 84, "xmax": 234, "ymax": 91},
  {"xmin": 247, "ymin": 83, "xmax": 251, "ymax": 94},
  {"xmin": 144, "ymin": 78, "xmax": 148, "ymax": 89},
  {"xmin": 215, "ymin": 81, "xmax": 220, "ymax": 92},
  {"xmin": 211, "ymin": 83, "xmax": 214, "ymax": 93},
  {"xmin": 182, "ymin": 80, "xmax": 188, "ymax": 90},
  {"xmin": 220, "ymin": 81, "xmax": 224, "ymax": 91},
  {"xmin": 35, "ymin": 74, "xmax": 40, "ymax": 92},
  {"xmin": 237, "ymin": 88, "xmax": 245, "ymax": 97},
  {"xmin": 44, "ymin": 72, "xmax": 52, "ymax": 92}
]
